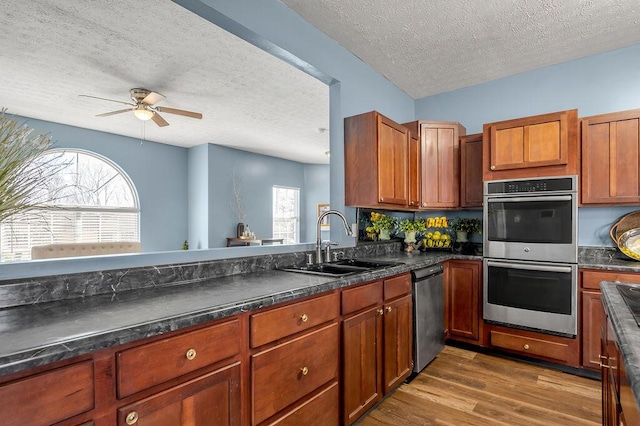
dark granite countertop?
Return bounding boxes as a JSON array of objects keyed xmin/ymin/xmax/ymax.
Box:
[
  {"xmin": 3, "ymin": 244, "xmax": 639, "ymax": 379},
  {"xmin": 600, "ymin": 282, "xmax": 640, "ymax": 410},
  {"xmin": 0, "ymin": 251, "xmax": 474, "ymax": 377},
  {"xmin": 579, "ymin": 247, "xmax": 640, "ymax": 272}
]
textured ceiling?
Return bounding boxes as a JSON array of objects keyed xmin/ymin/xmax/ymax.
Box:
[
  {"xmin": 281, "ymin": 0, "xmax": 640, "ymax": 98},
  {"xmin": 0, "ymin": 0, "xmax": 329, "ymax": 164}
]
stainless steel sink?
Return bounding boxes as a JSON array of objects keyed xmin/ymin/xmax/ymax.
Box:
[{"xmin": 279, "ymin": 259, "xmax": 403, "ymax": 277}]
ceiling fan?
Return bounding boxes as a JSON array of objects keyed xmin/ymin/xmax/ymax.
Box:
[{"xmin": 79, "ymin": 88, "xmax": 203, "ymax": 127}]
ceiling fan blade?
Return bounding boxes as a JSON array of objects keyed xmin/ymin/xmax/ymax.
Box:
[
  {"xmin": 155, "ymin": 106, "xmax": 203, "ymax": 119},
  {"xmin": 79, "ymin": 94, "xmax": 135, "ymax": 107},
  {"xmin": 151, "ymin": 112, "xmax": 169, "ymax": 127},
  {"xmin": 96, "ymin": 108, "xmax": 134, "ymax": 117},
  {"xmin": 142, "ymin": 91, "xmax": 165, "ymax": 106}
]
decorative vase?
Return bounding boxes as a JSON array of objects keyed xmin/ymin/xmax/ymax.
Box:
[
  {"xmin": 404, "ymin": 231, "xmax": 417, "ymax": 244},
  {"xmin": 455, "ymin": 230, "xmax": 468, "ymax": 243},
  {"xmin": 236, "ymin": 222, "xmax": 245, "ymax": 238},
  {"xmin": 378, "ymin": 229, "xmax": 391, "ymax": 240}
]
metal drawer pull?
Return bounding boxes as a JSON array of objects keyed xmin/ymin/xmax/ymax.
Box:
[
  {"xmin": 301, "ymin": 366, "xmax": 309, "ymax": 376},
  {"xmin": 377, "ymin": 308, "xmax": 384, "ymax": 316},
  {"xmin": 300, "ymin": 313, "xmax": 308, "ymax": 323},
  {"xmin": 385, "ymin": 306, "xmax": 392, "ymax": 313},
  {"xmin": 186, "ymin": 348, "xmax": 197, "ymax": 360},
  {"xmin": 523, "ymin": 344, "xmax": 530, "ymax": 350},
  {"xmin": 126, "ymin": 411, "xmax": 139, "ymax": 425}
]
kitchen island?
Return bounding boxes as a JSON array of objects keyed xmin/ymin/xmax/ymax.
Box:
[{"xmin": 600, "ymin": 282, "xmax": 640, "ymax": 424}]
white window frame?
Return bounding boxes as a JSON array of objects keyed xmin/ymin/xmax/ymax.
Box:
[{"xmin": 272, "ymin": 185, "xmax": 300, "ymax": 244}]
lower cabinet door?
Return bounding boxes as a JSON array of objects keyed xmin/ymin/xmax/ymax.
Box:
[
  {"xmin": 383, "ymin": 294, "xmax": 413, "ymax": 393},
  {"xmin": 342, "ymin": 305, "xmax": 383, "ymax": 426},
  {"xmin": 117, "ymin": 362, "xmax": 240, "ymax": 426}
]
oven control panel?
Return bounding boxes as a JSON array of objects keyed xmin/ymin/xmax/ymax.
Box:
[{"xmin": 485, "ymin": 176, "xmax": 576, "ymax": 195}]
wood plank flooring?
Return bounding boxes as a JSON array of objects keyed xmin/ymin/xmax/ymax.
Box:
[{"xmin": 359, "ymin": 346, "xmax": 602, "ymax": 426}]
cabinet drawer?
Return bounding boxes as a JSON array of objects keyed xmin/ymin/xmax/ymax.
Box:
[
  {"xmin": 117, "ymin": 318, "xmax": 240, "ymax": 398},
  {"xmin": 341, "ymin": 281, "xmax": 383, "ymax": 315},
  {"xmin": 384, "ymin": 273, "xmax": 412, "ymax": 300},
  {"xmin": 582, "ymin": 270, "xmax": 640, "ymax": 290},
  {"xmin": 251, "ymin": 292, "xmax": 339, "ymax": 348},
  {"xmin": 252, "ymin": 323, "xmax": 339, "ymax": 425},
  {"xmin": 0, "ymin": 360, "xmax": 94, "ymax": 426},
  {"xmin": 264, "ymin": 381, "xmax": 339, "ymax": 426},
  {"xmin": 490, "ymin": 330, "xmax": 568, "ymax": 362},
  {"xmin": 117, "ymin": 362, "xmax": 241, "ymax": 426}
]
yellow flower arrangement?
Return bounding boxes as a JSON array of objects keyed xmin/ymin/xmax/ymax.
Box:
[{"xmin": 365, "ymin": 212, "xmax": 396, "ymax": 240}]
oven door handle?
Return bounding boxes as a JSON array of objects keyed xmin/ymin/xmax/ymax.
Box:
[
  {"xmin": 486, "ymin": 260, "xmax": 573, "ymax": 273},
  {"xmin": 486, "ymin": 195, "xmax": 573, "ymax": 203}
]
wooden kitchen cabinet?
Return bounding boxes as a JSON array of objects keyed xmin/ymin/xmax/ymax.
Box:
[
  {"xmin": 460, "ymin": 133, "xmax": 484, "ymax": 208},
  {"xmin": 580, "ymin": 269, "xmax": 640, "ymax": 371},
  {"xmin": 342, "ymin": 302, "xmax": 383, "ymax": 425},
  {"xmin": 342, "ymin": 273, "xmax": 413, "ymax": 425},
  {"xmin": 383, "ymin": 293, "xmax": 413, "ymax": 393},
  {"xmin": 446, "ymin": 260, "xmax": 483, "ymax": 345},
  {"xmin": 403, "ymin": 120, "xmax": 466, "ymax": 209},
  {"xmin": 482, "ymin": 109, "xmax": 579, "ymax": 181},
  {"xmin": 117, "ymin": 362, "xmax": 241, "ymax": 426},
  {"xmin": 0, "ymin": 360, "xmax": 95, "ymax": 426},
  {"xmin": 581, "ymin": 108, "xmax": 640, "ymax": 205},
  {"xmin": 601, "ymin": 299, "xmax": 640, "ymax": 426},
  {"xmin": 345, "ymin": 111, "xmax": 409, "ymax": 208}
]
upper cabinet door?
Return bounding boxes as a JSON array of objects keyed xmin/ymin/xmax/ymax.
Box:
[
  {"xmin": 377, "ymin": 115, "xmax": 409, "ymax": 206},
  {"xmin": 420, "ymin": 123, "xmax": 463, "ymax": 208},
  {"xmin": 460, "ymin": 133, "xmax": 483, "ymax": 208},
  {"xmin": 344, "ymin": 111, "xmax": 409, "ymax": 209},
  {"xmin": 408, "ymin": 132, "xmax": 421, "ymax": 208},
  {"xmin": 581, "ymin": 109, "xmax": 640, "ymax": 205},
  {"xmin": 483, "ymin": 109, "xmax": 579, "ymax": 181}
]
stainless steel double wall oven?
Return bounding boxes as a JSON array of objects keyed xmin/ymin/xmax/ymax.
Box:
[{"xmin": 483, "ymin": 175, "xmax": 578, "ymax": 337}]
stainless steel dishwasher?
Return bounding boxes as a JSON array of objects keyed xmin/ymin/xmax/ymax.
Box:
[{"xmin": 409, "ymin": 263, "xmax": 445, "ymax": 380}]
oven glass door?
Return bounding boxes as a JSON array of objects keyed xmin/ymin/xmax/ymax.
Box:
[
  {"xmin": 483, "ymin": 259, "xmax": 577, "ymax": 336},
  {"xmin": 486, "ymin": 195, "xmax": 573, "ymax": 244}
]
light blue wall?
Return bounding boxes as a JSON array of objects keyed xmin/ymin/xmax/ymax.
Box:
[
  {"xmin": 303, "ymin": 164, "xmax": 330, "ymax": 243},
  {"xmin": 415, "ymin": 44, "xmax": 640, "ymax": 246},
  {"xmin": 198, "ymin": 144, "xmax": 308, "ymax": 248},
  {"xmin": 13, "ymin": 115, "xmax": 189, "ymax": 253}
]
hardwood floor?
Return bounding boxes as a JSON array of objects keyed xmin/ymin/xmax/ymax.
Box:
[{"xmin": 359, "ymin": 346, "xmax": 602, "ymax": 426}]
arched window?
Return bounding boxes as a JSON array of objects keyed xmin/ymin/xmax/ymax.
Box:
[{"xmin": 0, "ymin": 149, "xmax": 140, "ymax": 261}]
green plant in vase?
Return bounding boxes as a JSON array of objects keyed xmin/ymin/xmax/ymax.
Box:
[
  {"xmin": 368, "ymin": 211, "xmax": 396, "ymax": 240},
  {"xmin": 451, "ymin": 217, "xmax": 482, "ymax": 243},
  {"xmin": 399, "ymin": 218, "xmax": 426, "ymax": 243}
]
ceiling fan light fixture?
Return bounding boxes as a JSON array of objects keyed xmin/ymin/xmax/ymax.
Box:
[{"xmin": 134, "ymin": 108, "xmax": 154, "ymax": 121}]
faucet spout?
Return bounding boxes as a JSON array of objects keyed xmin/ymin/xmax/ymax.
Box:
[{"xmin": 316, "ymin": 209, "xmax": 354, "ymax": 263}]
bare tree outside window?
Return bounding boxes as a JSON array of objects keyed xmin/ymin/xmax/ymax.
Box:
[{"xmin": 0, "ymin": 150, "xmax": 140, "ymax": 262}]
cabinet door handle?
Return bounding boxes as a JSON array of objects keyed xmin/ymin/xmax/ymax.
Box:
[
  {"xmin": 300, "ymin": 366, "xmax": 309, "ymax": 376},
  {"xmin": 523, "ymin": 344, "xmax": 530, "ymax": 350},
  {"xmin": 385, "ymin": 306, "xmax": 392, "ymax": 313},
  {"xmin": 186, "ymin": 348, "xmax": 197, "ymax": 360},
  {"xmin": 300, "ymin": 313, "xmax": 308, "ymax": 323},
  {"xmin": 126, "ymin": 411, "xmax": 139, "ymax": 425},
  {"xmin": 377, "ymin": 308, "xmax": 384, "ymax": 316}
]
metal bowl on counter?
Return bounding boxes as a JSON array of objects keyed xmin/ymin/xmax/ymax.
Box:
[{"xmin": 617, "ymin": 228, "xmax": 640, "ymax": 261}]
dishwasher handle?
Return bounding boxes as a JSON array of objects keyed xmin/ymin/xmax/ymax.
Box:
[{"xmin": 412, "ymin": 264, "xmax": 444, "ymax": 281}]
